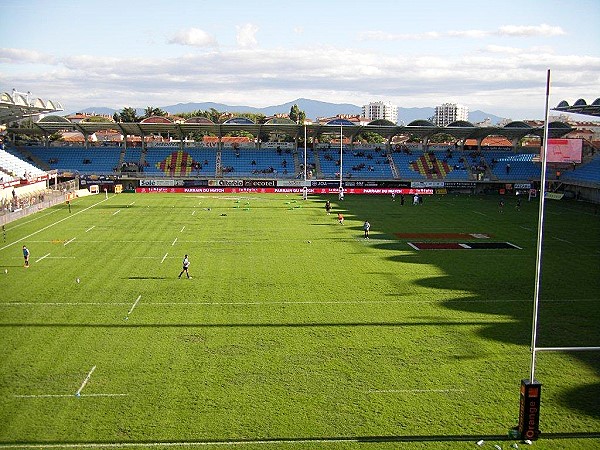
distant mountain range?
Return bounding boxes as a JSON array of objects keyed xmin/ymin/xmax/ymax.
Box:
[{"xmin": 75, "ymin": 98, "xmax": 506, "ymax": 125}]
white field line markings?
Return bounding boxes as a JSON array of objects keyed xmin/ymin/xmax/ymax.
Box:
[
  {"xmin": 2, "ymin": 302, "xmax": 129, "ymax": 306},
  {"xmin": 134, "ymin": 256, "xmax": 176, "ymax": 259},
  {"xmin": 473, "ymin": 211, "xmax": 487, "ymax": 216},
  {"xmin": 4, "ymin": 207, "xmax": 61, "ymax": 231},
  {"xmin": 35, "ymin": 253, "xmax": 51, "ymax": 263},
  {"xmin": 75, "ymin": 365, "xmax": 96, "ymax": 396},
  {"xmin": 191, "ymin": 210, "xmax": 196, "ymax": 216},
  {"xmin": 0, "ymin": 197, "xmax": 110, "ymax": 252},
  {"xmin": 112, "ymin": 209, "xmax": 121, "ymax": 216},
  {"xmin": 171, "ymin": 237, "xmax": 178, "ymax": 246},
  {"xmin": 180, "ymin": 226, "xmax": 186, "ymax": 233},
  {"xmin": 161, "ymin": 253, "xmax": 168, "ymax": 264},
  {"xmin": 367, "ymin": 388, "xmax": 465, "ymax": 393},
  {"xmin": 520, "ymin": 226, "xmax": 533, "ymax": 231},
  {"xmin": 1, "ymin": 298, "xmax": 596, "ymax": 308},
  {"xmin": 127, "ymin": 295, "xmax": 142, "ymax": 316},
  {"xmin": 14, "ymin": 393, "xmax": 127, "ymax": 398},
  {"xmin": 85, "ymin": 225, "xmax": 95, "ymax": 233},
  {"xmin": 553, "ymin": 236, "xmax": 573, "ymax": 244},
  {"xmin": 128, "ymin": 201, "xmax": 135, "ymax": 206},
  {"xmin": 64, "ymin": 237, "xmax": 76, "ymax": 246}
]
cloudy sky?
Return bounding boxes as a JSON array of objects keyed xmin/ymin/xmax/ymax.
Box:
[{"xmin": 1, "ymin": 0, "xmax": 599, "ymax": 120}]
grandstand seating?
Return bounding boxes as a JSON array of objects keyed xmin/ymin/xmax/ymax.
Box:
[
  {"xmin": 0, "ymin": 149, "xmax": 46, "ymax": 179},
  {"xmin": 25, "ymin": 146, "xmax": 121, "ymax": 175},
  {"xmin": 142, "ymin": 147, "xmax": 216, "ymax": 177},
  {"xmin": 10, "ymin": 143, "xmax": 593, "ymax": 185},
  {"xmin": 390, "ymin": 150, "xmax": 468, "ymax": 180},
  {"xmin": 561, "ymin": 154, "xmax": 600, "ymax": 184},
  {"xmin": 319, "ymin": 148, "xmax": 392, "ymax": 179},
  {"xmin": 220, "ymin": 148, "xmax": 294, "ymax": 178},
  {"xmin": 482, "ymin": 151, "xmax": 540, "ymax": 181}
]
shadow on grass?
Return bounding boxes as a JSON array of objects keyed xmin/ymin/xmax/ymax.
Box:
[
  {"xmin": 0, "ymin": 320, "xmax": 511, "ymax": 328},
  {"xmin": 3, "ymin": 431, "xmax": 599, "ymax": 447},
  {"xmin": 319, "ymin": 194, "xmax": 600, "ymax": 425}
]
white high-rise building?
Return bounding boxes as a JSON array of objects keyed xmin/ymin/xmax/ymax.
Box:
[
  {"xmin": 362, "ymin": 101, "xmax": 398, "ymax": 124},
  {"xmin": 433, "ymin": 103, "xmax": 469, "ymax": 127}
]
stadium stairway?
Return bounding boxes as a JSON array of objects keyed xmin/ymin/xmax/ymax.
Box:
[{"xmin": 312, "ymin": 148, "xmax": 323, "ymax": 178}]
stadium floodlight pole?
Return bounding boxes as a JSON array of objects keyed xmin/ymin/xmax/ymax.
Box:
[{"xmin": 530, "ymin": 69, "xmax": 552, "ymax": 382}]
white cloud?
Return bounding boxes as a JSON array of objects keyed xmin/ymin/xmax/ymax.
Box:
[
  {"xmin": 360, "ymin": 24, "xmax": 566, "ymax": 42},
  {"xmin": 168, "ymin": 28, "xmax": 217, "ymax": 47},
  {"xmin": 0, "ymin": 47, "xmax": 56, "ymax": 64},
  {"xmin": 483, "ymin": 45, "xmax": 523, "ymax": 55},
  {"xmin": 236, "ymin": 23, "xmax": 259, "ymax": 48},
  {"xmin": 447, "ymin": 30, "xmax": 487, "ymax": 39},
  {"xmin": 3, "ymin": 42, "xmax": 598, "ymax": 120},
  {"xmin": 497, "ymin": 24, "xmax": 566, "ymax": 37}
]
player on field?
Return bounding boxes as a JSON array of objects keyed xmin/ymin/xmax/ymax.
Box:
[
  {"xmin": 22, "ymin": 245, "xmax": 30, "ymax": 268},
  {"xmin": 178, "ymin": 254, "xmax": 191, "ymax": 279},
  {"xmin": 363, "ymin": 220, "xmax": 370, "ymax": 239}
]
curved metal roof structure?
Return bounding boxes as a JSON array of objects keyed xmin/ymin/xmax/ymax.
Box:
[
  {"xmin": 0, "ymin": 91, "xmax": 64, "ymax": 124},
  {"xmin": 9, "ymin": 119, "xmax": 572, "ymax": 144},
  {"xmin": 553, "ymin": 98, "xmax": 600, "ymax": 117}
]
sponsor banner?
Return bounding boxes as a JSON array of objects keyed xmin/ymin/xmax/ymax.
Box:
[
  {"xmin": 261, "ymin": 142, "xmax": 295, "ymax": 149},
  {"xmin": 244, "ymin": 180, "xmax": 276, "ymax": 187},
  {"xmin": 208, "ymin": 179, "xmax": 243, "ymax": 187},
  {"xmin": 139, "ymin": 179, "xmax": 176, "ymax": 187},
  {"xmin": 136, "ymin": 187, "xmax": 434, "ymax": 195},
  {"xmin": 411, "ymin": 181, "xmax": 445, "ymax": 188},
  {"xmin": 343, "ymin": 181, "xmax": 380, "ymax": 188},
  {"xmin": 277, "ymin": 180, "xmax": 307, "ymax": 187},
  {"xmin": 544, "ymin": 192, "xmax": 564, "ymax": 200},
  {"xmin": 182, "ymin": 179, "xmax": 208, "ymax": 187},
  {"xmin": 311, "ymin": 180, "xmax": 341, "ymax": 188},
  {"xmin": 1, "ymin": 179, "xmax": 20, "ymax": 189},
  {"xmin": 445, "ymin": 182, "xmax": 476, "ymax": 188},
  {"xmin": 514, "ymin": 183, "xmax": 532, "ymax": 189},
  {"xmin": 518, "ymin": 380, "xmax": 542, "ymax": 440},
  {"xmin": 310, "ymin": 180, "xmax": 412, "ymax": 189},
  {"xmin": 80, "ymin": 177, "xmax": 117, "ymax": 185}
]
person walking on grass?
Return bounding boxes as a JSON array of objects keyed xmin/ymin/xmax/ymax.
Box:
[
  {"xmin": 22, "ymin": 245, "xmax": 30, "ymax": 268},
  {"xmin": 178, "ymin": 254, "xmax": 191, "ymax": 279},
  {"xmin": 363, "ymin": 220, "xmax": 370, "ymax": 239}
]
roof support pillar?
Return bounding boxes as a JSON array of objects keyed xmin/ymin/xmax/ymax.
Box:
[{"xmin": 512, "ymin": 137, "xmax": 520, "ymax": 152}]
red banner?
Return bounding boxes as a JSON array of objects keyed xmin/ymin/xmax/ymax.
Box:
[{"xmin": 136, "ymin": 187, "xmax": 434, "ymax": 195}]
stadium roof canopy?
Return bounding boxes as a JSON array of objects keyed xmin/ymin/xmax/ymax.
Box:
[
  {"xmin": 552, "ymin": 98, "xmax": 600, "ymax": 117},
  {"xmin": 14, "ymin": 120, "xmax": 572, "ymax": 143},
  {"xmin": 0, "ymin": 91, "xmax": 64, "ymax": 124}
]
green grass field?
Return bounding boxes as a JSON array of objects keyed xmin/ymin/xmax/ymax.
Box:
[{"xmin": 0, "ymin": 192, "xmax": 598, "ymax": 450}]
